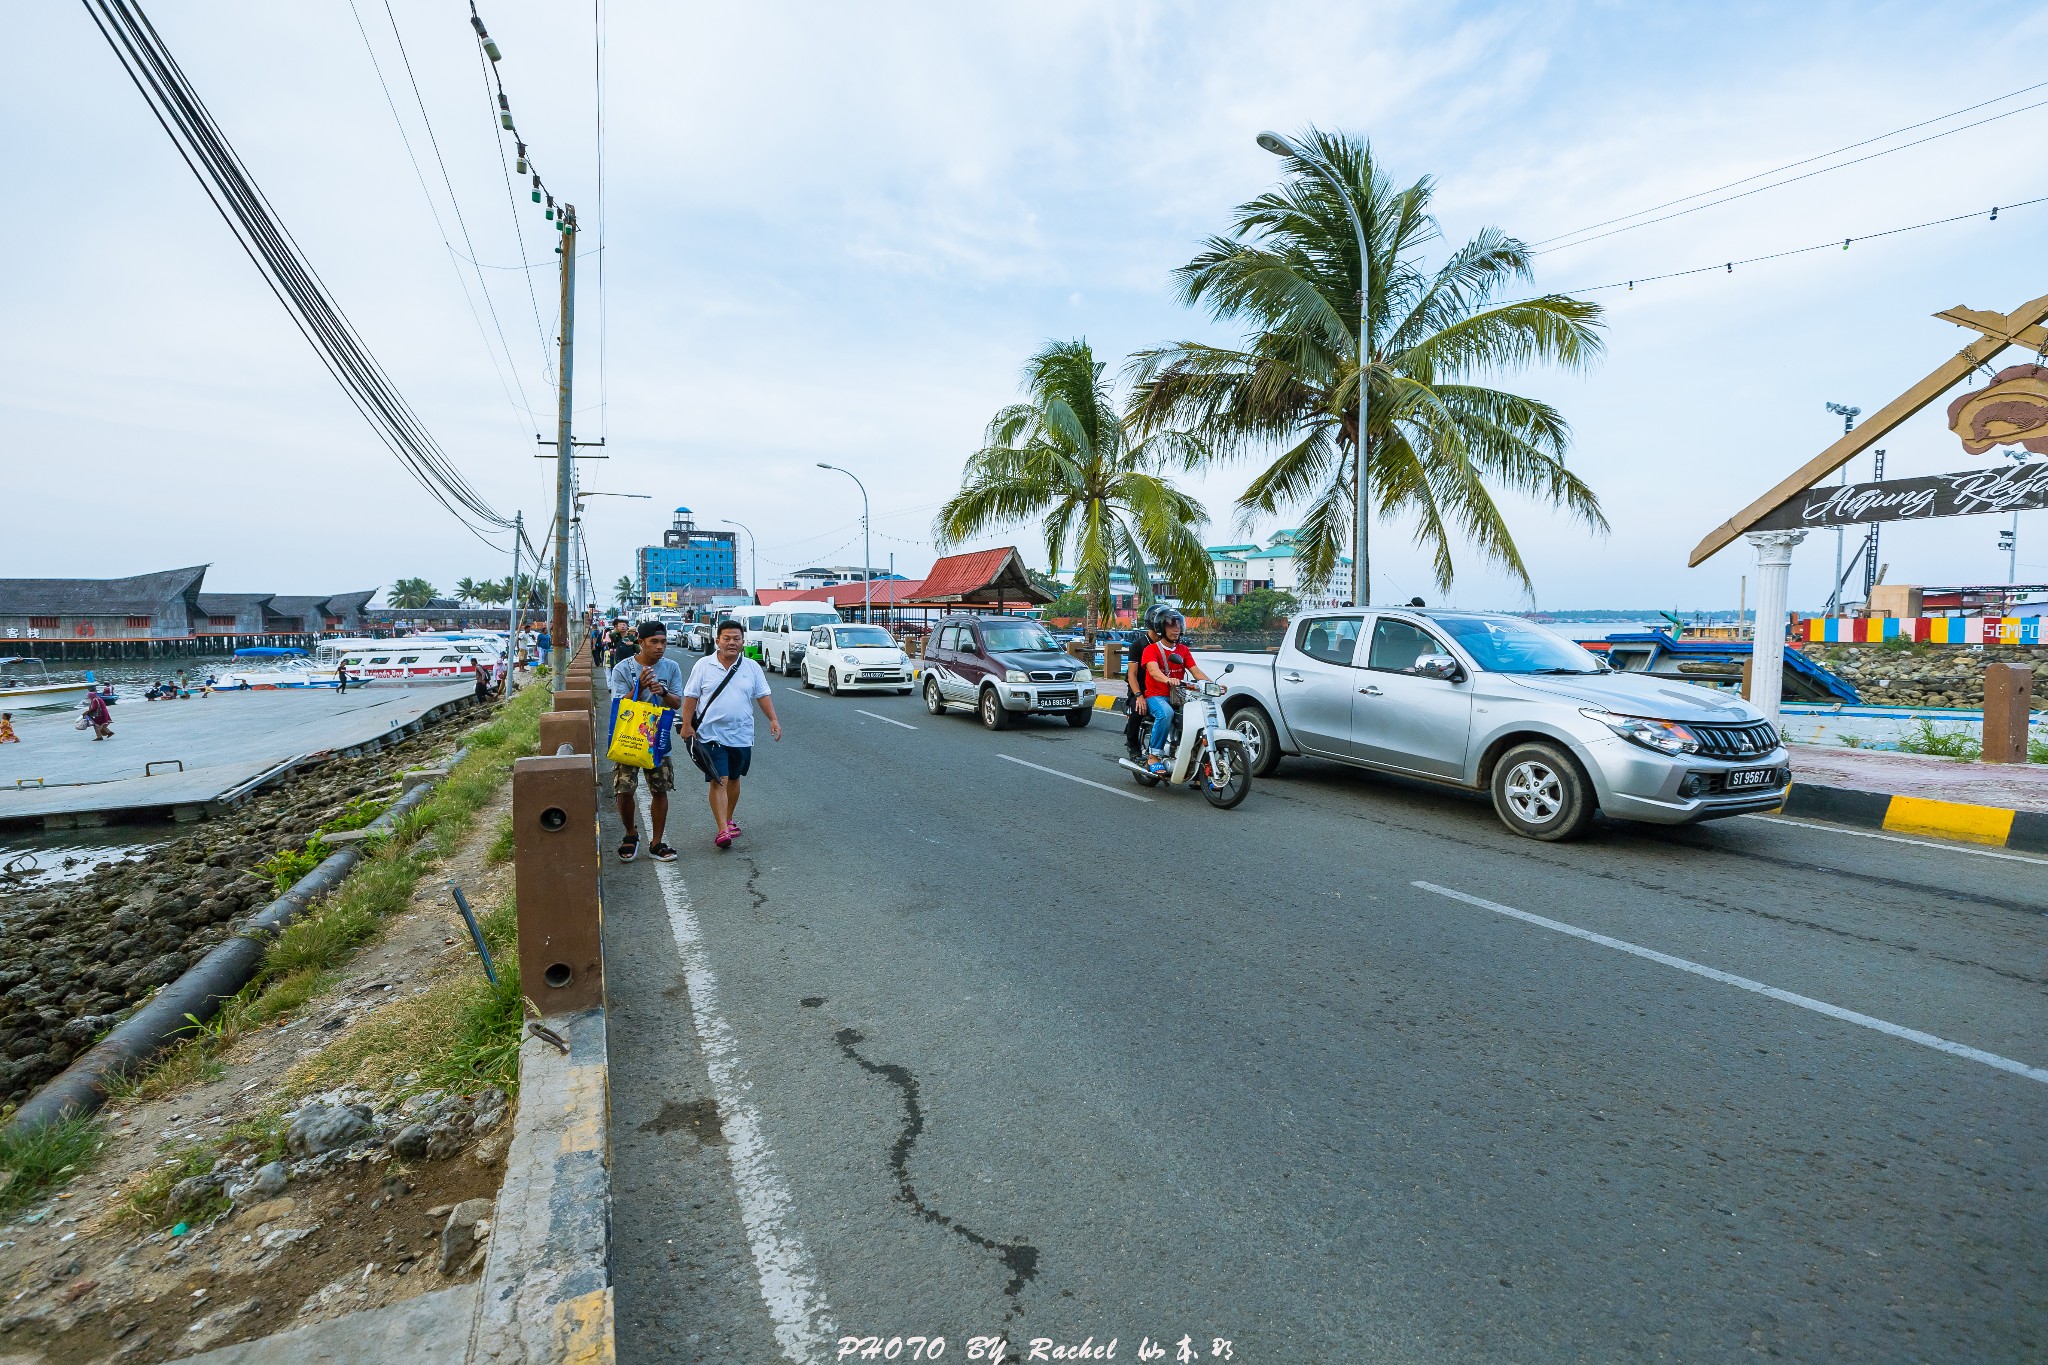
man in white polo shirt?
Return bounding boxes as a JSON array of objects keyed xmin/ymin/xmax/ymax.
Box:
[{"xmin": 679, "ymin": 618, "xmax": 781, "ymax": 850}]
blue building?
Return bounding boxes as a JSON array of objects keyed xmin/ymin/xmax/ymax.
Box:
[{"xmin": 637, "ymin": 508, "xmax": 739, "ymax": 596}]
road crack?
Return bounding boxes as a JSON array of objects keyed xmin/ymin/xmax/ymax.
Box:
[{"xmin": 832, "ymin": 1027, "xmax": 1039, "ymax": 1316}]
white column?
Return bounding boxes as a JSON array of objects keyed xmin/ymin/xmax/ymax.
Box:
[{"xmin": 1745, "ymin": 529, "xmax": 1805, "ymax": 731}]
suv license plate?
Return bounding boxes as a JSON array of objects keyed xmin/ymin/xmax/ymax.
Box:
[
  {"xmin": 1727, "ymin": 767, "xmax": 1779, "ymax": 790},
  {"xmin": 1040, "ymin": 696, "xmax": 1073, "ymax": 708}
]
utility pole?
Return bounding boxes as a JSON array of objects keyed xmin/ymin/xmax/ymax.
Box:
[
  {"xmin": 507, "ymin": 510, "xmax": 522, "ymax": 681},
  {"xmin": 551, "ymin": 208, "xmax": 578, "ymax": 689}
]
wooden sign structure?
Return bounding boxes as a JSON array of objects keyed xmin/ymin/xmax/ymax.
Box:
[{"xmin": 1689, "ymin": 291, "xmax": 2048, "ymax": 566}]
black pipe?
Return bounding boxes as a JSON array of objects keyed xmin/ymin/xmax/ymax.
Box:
[{"xmin": 5, "ymin": 747, "xmax": 467, "ymax": 1135}]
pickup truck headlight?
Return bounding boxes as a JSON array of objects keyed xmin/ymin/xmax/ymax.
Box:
[
  {"xmin": 1004, "ymin": 668, "xmax": 1029, "ymax": 684},
  {"xmin": 1581, "ymin": 708, "xmax": 1698, "ymax": 756}
]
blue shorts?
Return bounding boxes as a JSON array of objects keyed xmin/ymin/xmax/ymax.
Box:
[{"xmin": 701, "ymin": 742, "xmax": 752, "ymax": 782}]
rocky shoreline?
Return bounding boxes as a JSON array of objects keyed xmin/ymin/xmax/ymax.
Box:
[
  {"xmin": 0, "ymin": 717, "xmax": 469, "ymax": 1112},
  {"xmin": 1805, "ymin": 642, "xmax": 2048, "ymax": 710}
]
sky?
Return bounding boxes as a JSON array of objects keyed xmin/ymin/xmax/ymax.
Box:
[{"xmin": 5, "ymin": 1, "xmax": 2046, "ymax": 613}]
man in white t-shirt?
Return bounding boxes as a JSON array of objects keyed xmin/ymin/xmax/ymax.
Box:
[{"xmin": 679, "ymin": 618, "xmax": 781, "ymax": 850}]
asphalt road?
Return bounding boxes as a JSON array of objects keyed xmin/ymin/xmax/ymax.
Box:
[{"xmin": 599, "ymin": 670, "xmax": 2047, "ymax": 1364}]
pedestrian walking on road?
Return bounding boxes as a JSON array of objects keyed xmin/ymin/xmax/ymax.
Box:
[
  {"xmin": 336, "ymin": 661, "xmax": 351, "ymax": 694},
  {"xmin": 472, "ymin": 660, "xmax": 491, "ymax": 703},
  {"xmin": 679, "ymin": 619, "xmax": 779, "ymax": 851},
  {"xmin": 606, "ymin": 616, "xmax": 637, "ymax": 668},
  {"xmin": 607, "ymin": 620, "xmax": 687, "ymax": 862}
]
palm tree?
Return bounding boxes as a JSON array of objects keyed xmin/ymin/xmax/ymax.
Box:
[
  {"xmin": 613, "ymin": 576, "xmax": 638, "ymax": 612},
  {"xmin": 453, "ymin": 576, "xmax": 481, "ymax": 605},
  {"xmin": 1128, "ymin": 128, "xmax": 1607, "ymax": 600},
  {"xmin": 388, "ymin": 577, "xmax": 437, "ymax": 609},
  {"xmin": 935, "ymin": 338, "xmax": 1213, "ymax": 629}
]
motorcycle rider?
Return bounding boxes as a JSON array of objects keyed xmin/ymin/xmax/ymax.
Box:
[
  {"xmin": 1122, "ymin": 609, "xmax": 1165, "ymax": 760},
  {"xmin": 1139, "ymin": 608, "xmax": 1216, "ymax": 774}
]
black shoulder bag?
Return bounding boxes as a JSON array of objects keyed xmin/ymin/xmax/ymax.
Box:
[{"xmin": 684, "ymin": 660, "xmax": 744, "ymax": 779}]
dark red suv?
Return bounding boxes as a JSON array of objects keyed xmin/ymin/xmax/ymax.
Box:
[{"xmin": 920, "ymin": 614, "xmax": 1098, "ymax": 729}]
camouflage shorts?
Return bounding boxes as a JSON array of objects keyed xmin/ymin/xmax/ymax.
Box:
[{"xmin": 610, "ymin": 756, "xmax": 675, "ymax": 797}]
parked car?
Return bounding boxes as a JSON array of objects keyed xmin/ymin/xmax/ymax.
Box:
[
  {"xmin": 922, "ymin": 614, "xmax": 1098, "ymax": 729},
  {"xmin": 758, "ymin": 603, "xmax": 843, "ymax": 676},
  {"xmin": 802, "ymin": 623, "xmax": 915, "ymax": 694},
  {"xmin": 1204, "ymin": 608, "xmax": 1791, "ymax": 841}
]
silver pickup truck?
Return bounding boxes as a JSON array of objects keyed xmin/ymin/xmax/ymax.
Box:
[{"xmin": 1203, "ymin": 607, "xmax": 1791, "ymax": 841}]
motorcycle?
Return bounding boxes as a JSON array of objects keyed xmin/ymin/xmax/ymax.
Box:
[{"xmin": 1116, "ymin": 669, "xmax": 1252, "ymax": 809}]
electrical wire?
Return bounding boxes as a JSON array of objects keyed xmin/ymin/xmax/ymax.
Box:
[
  {"xmin": 1537, "ymin": 194, "xmax": 2044, "ymax": 299},
  {"xmin": 81, "ymin": 0, "xmax": 519, "ymax": 550},
  {"xmin": 593, "ymin": 0, "xmax": 609, "ymax": 444},
  {"xmin": 1533, "ymin": 78, "xmax": 2048, "ymax": 252},
  {"xmin": 475, "ymin": 35, "xmax": 556, "ymax": 392},
  {"xmin": 343, "ymin": 0, "xmax": 535, "ymax": 438}
]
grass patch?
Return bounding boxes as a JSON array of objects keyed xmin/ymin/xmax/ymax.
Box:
[
  {"xmin": 0, "ymin": 1118, "xmax": 107, "ymax": 1215},
  {"xmin": 485, "ymin": 812, "xmax": 517, "ymax": 865},
  {"xmin": 122, "ymin": 1141, "xmax": 226, "ymax": 1229},
  {"xmin": 288, "ymin": 957, "xmax": 522, "ymax": 1101},
  {"xmin": 1895, "ymin": 718, "xmax": 1982, "ymax": 761}
]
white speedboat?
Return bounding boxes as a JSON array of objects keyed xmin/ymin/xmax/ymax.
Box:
[
  {"xmin": 215, "ymin": 648, "xmax": 372, "ymax": 691},
  {"xmin": 313, "ymin": 637, "xmax": 503, "ymax": 685},
  {"xmin": 0, "ymin": 657, "xmax": 93, "ymax": 703}
]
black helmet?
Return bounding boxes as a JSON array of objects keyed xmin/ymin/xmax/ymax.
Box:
[{"xmin": 1143, "ymin": 604, "xmax": 1178, "ymax": 635}]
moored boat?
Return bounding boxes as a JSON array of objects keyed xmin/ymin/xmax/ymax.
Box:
[{"xmin": 0, "ymin": 657, "xmax": 94, "ymax": 704}]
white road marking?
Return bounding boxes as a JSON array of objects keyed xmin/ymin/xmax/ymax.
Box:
[
  {"xmin": 782, "ymin": 687, "xmax": 817, "ymax": 699},
  {"xmin": 654, "ymin": 860, "xmax": 837, "ymax": 1361},
  {"xmin": 855, "ymin": 709, "xmax": 917, "ymax": 730},
  {"xmin": 998, "ymin": 752, "xmax": 1153, "ymax": 803},
  {"xmin": 1413, "ymin": 880, "xmax": 2048, "ymax": 1087},
  {"xmin": 1746, "ymin": 812, "xmax": 2048, "ymax": 865}
]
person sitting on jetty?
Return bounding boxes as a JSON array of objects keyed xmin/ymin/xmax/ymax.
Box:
[{"xmin": 0, "ymin": 711, "xmax": 17, "ymax": 744}]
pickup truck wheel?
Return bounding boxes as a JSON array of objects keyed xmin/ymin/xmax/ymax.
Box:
[
  {"xmin": 1491, "ymin": 742, "xmax": 1596, "ymax": 841},
  {"xmin": 1064, "ymin": 707, "xmax": 1093, "ymax": 728},
  {"xmin": 979, "ymin": 687, "xmax": 1011, "ymax": 730},
  {"xmin": 1228, "ymin": 706, "xmax": 1282, "ymax": 778},
  {"xmin": 923, "ymin": 678, "xmax": 947, "ymax": 714}
]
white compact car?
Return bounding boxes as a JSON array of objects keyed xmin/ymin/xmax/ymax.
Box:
[{"xmin": 801, "ymin": 623, "xmax": 915, "ymax": 694}]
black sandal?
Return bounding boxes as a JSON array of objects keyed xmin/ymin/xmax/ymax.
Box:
[
  {"xmin": 649, "ymin": 843, "xmax": 677, "ymax": 862},
  {"xmin": 617, "ymin": 832, "xmax": 639, "ymax": 862}
]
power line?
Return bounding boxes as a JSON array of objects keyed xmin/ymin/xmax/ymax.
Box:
[
  {"xmin": 342, "ymin": 0, "xmax": 535, "ymax": 439},
  {"xmin": 81, "ymin": 0, "xmax": 520, "ymax": 549},
  {"xmin": 1544, "ymin": 194, "xmax": 2043, "ymax": 298},
  {"xmin": 1534, "ymin": 80, "xmax": 2048, "ymax": 255},
  {"xmin": 475, "ymin": 36, "xmax": 555, "ymax": 391},
  {"xmin": 593, "ymin": 0, "xmax": 609, "ymax": 444}
]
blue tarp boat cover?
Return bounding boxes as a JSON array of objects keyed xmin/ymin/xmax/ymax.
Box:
[{"xmin": 1600, "ymin": 631, "xmax": 1861, "ymax": 704}]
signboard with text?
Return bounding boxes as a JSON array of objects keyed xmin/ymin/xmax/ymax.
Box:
[{"xmin": 1753, "ymin": 460, "xmax": 2048, "ymax": 531}]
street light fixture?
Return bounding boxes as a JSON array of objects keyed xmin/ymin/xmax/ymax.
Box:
[
  {"xmin": 722, "ymin": 518, "xmax": 758, "ymax": 600},
  {"xmin": 816, "ymin": 462, "xmax": 873, "ymax": 621},
  {"xmin": 1259, "ymin": 129, "xmax": 1370, "ymax": 605}
]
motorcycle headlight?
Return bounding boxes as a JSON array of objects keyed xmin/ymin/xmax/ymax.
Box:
[
  {"xmin": 1581, "ymin": 708, "xmax": 1698, "ymax": 756},
  {"xmin": 1004, "ymin": 668, "xmax": 1028, "ymax": 684}
]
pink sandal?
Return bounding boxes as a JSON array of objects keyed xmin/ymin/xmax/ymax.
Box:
[{"xmin": 714, "ymin": 824, "xmax": 735, "ymax": 850}]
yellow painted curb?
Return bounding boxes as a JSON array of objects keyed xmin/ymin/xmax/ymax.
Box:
[{"xmin": 1882, "ymin": 794, "xmax": 2017, "ymax": 846}]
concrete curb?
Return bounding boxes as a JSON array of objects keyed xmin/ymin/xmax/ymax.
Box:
[
  {"xmin": 1782, "ymin": 781, "xmax": 2048, "ymax": 852},
  {"xmin": 466, "ymin": 1007, "xmax": 614, "ymax": 1364}
]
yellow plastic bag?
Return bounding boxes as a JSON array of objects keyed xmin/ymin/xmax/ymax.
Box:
[{"xmin": 606, "ymin": 693, "xmax": 669, "ymax": 769}]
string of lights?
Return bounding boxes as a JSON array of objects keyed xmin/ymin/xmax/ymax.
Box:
[
  {"xmin": 1532, "ymin": 78, "xmax": 2048, "ymax": 254},
  {"xmin": 1534, "ymin": 193, "xmax": 2045, "ymax": 300},
  {"xmin": 80, "ymin": 0, "xmax": 520, "ymax": 551},
  {"xmin": 468, "ymin": 3, "xmax": 578, "ymax": 250}
]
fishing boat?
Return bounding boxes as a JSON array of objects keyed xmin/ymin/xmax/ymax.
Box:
[
  {"xmin": 311, "ymin": 637, "xmax": 503, "ymax": 685},
  {"xmin": 0, "ymin": 657, "xmax": 94, "ymax": 704}
]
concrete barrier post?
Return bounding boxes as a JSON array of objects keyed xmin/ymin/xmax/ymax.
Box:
[
  {"xmin": 513, "ymin": 755, "xmax": 604, "ymax": 1014},
  {"xmin": 1983, "ymin": 663, "xmax": 2033, "ymax": 764},
  {"xmin": 1104, "ymin": 641, "xmax": 1124, "ymax": 684},
  {"xmin": 539, "ymin": 710, "xmax": 593, "ymax": 757},
  {"xmin": 553, "ymin": 689, "xmax": 592, "ymax": 714}
]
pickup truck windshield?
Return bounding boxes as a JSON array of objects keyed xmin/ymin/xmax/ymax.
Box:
[
  {"xmin": 835, "ymin": 627, "xmax": 893, "ymax": 647},
  {"xmin": 980, "ymin": 623, "xmax": 1057, "ymax": 653},
  {"xmin": 1433, "ymin": 615, "xmax": 1605, "ymax": 674}
]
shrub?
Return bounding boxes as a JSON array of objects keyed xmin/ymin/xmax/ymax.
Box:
[
  {"xmin": 0, "ymin": 1118, "xmax": 106, "ymax": 1215},
  {"xmin": 1895, "ymin": 718, "xmax": 1981, "ymax": 761}
]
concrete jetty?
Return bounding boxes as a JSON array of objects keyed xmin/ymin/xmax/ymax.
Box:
[{"xmin": 0, "ymin": 683, "xmax": 473, "ymax": 829}]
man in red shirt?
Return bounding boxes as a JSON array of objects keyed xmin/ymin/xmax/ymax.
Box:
[{"xmin": 1140, "ymin": 610, "xmax": 1214, "ymax": 773}]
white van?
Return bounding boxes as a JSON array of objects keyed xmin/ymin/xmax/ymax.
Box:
[
  {"xmin": 723, "ymin": 606, "xmax": 773, "ymax": 659},
  {"xmin": 758, "ymin": 603, "xmax": 843, "ymax": 676}
]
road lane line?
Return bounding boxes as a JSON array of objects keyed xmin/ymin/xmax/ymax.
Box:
[
  {"xmin": 998, "ymin": 752, "xmax": 1152, "ymax": 802},
  {"xmin": 1747, "ymin": 813, "xmax": 2048, "ymax": 866},
  {"xmin": 782, "ymin": 687, "xmax": 817, "ymax": 699},
  {"xmin": 855, "ymin": 709, "xmax": 916, "ymax": 730},
  {"xmin": 654, "ymin": 860, "xmax": 837, "ymax": 1360},
  {"xmin": 1412, "ymin": 879, "xmax": 2048, "ymax": 1087}
]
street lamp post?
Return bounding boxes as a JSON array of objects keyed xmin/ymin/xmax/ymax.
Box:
[
  {"xmin": 1260, "ymin": 130, "xmax": 1369, "ymax": 605},
  {"xmin": 722, "ymin": 518, "xmax": 758, "ymax": 600},
  {"xmin": 817, "ymin": 463, "xmax": 872, "ymax": 621},
  {"xmin": 1823, "ymin": 403, "xmax": 1860, "ymax": 612}
]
